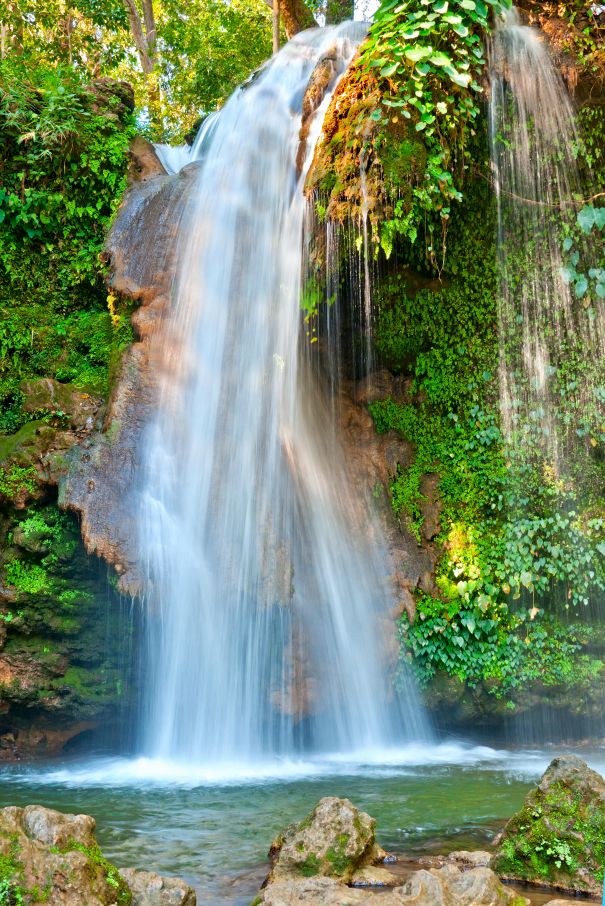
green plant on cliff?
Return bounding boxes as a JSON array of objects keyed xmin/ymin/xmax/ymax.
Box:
[
  {"xmin": 0, "ymin": 834, "xmax": 26, "ymax": 905},
  {"xmin": 370, "ymin": 173, "xmax": 605, "ymax": 700},
  {"xmin": 60, "ymin": 840, "xmax": 131, "ymax": 905},
  {"xmin": 360, "ymin": 0, "xmax": 507, "ymax": 262},
  {"xmin": 0, "ymin": 61, "xmax": 135, "ymax": 432}
]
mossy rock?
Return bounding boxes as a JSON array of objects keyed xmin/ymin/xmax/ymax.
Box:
[
  {"xmin": 491, "ymin": 755, "xmax": 605, "ymax": 895},
  {"xmin": 267, "ymin": 797, "xmax": 385, "ymax": 884},
  {"xmin": 0, "ymin": 804, "xmax": 131, "ymax": 905}
]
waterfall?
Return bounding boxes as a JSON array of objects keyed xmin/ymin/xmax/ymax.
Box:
[
  {"xmin": 138, "ymin": 22, "xmax": 428, "ymax": 765},
  {"xmin": 489, "ymin": 7, "xmax": 605, "ymax": 464}
]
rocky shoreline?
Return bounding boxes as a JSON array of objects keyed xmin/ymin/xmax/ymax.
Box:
[{"xmin": 0, "ymin": 755, "xmax": 603, "ymax": 905}]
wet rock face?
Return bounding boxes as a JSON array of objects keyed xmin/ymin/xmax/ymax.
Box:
[
  {"xmin": 491, "ymin": 755, "xmax": 605, "ymax": 896},
  {"xmin": 0, "ymin": 804, "xmax": 196, "ymax": 906},
  {"xmin": 60, "ymin": 140, "xmax": 195, "ymax": 596}
]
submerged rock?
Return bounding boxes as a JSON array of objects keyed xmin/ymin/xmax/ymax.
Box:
[
  {"xmin": 0, "ymin": 804, "xmax": 195, "ymax": 906},
  {"xmin": 120, "ymin": 868, "xmax": 196, "ymax": 905},
  {"xmin": 491, "ymin": 755, "xmax": 605, "ymax": 895}
]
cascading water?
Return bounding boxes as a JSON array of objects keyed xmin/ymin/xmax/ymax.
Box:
[
  {"xmin": 489, "ymin": 7, "xmax": 605, "ymax": 463},
  {"xmin": 138, "ymin": 22, "xmax": 428, "ymax": 765}
]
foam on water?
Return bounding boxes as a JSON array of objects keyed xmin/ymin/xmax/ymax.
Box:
[{"xmin": 7, "ymin": 742, "xmax": 600, "ymax": 789}]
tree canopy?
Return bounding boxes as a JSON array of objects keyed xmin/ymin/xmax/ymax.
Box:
[{"xmin": 0, "ymin": 0, "xmax": 278, "ymax": 140}]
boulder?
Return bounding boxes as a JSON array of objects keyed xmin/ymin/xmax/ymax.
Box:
[
  {"xmin": 267, "ymin": 797, "xmax": 386, "ymax": 884},
  {"xmin": 0, "ymin": 804, "xmax": 131, "ymax": 905},
  {"xmin": 0, "ymin": 804, "xmax": 194, "ymax": 906},
  {"xmin": 446, "ymin": 850, "xmax": 492, "ymax": 869},
  {"xmin": 258, "ymin": 799, "xmax": 525, "ymax": 906},
  {"xmin": 254, "ymin": 865, "xmax": 525, "ymax": 905},
  {"xmin": 120, "ymin": 868, "xmax": 196, "ymax": 905},
  {"xmin": 491, "ymin": 755, "xmax": 605, "ymax": 895},
  {"xmin": 252, "ymin": 876, "xmax": 370, "ymax": 905}
]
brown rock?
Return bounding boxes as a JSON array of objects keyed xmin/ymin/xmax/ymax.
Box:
[
  {"xmin": 20, "ymin": 378, "xmax": 102, "ymax": 432},
  {"xmin": 60, "ymin": 163, "xmax": 198, "ymax": 594},
  {"xmin": 129, "ymin": 135, "xmax": 168, "ymax": 183}
]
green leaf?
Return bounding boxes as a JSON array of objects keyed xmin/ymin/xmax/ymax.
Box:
[
  {"xmin": 380, "ymin": 62, "xmax": 400, "ymax": 76},
  {"xmin": 429, "ymin": 51, "xmax": 453, "ymax": 67},
  {"xmin": 574, "ymin": 275, "xmax": 588, "ymax": 299},
  {"xmin": 444, "ymin": 66, "xmax": 472, "ymax": 87},
  {"xmin": 405, "ymin": 44, "xmax": 433, "ymax": 62},
  {"xmin": 577, "ymin": 206, "xmax": 596, "ymax": 233}
]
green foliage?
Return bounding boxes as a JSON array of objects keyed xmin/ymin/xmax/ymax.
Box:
[
  {"xmin": 298, "ymin": 854, "xmax": 321, "ymax": 877},
  {"xmin": 0, "ymin": 835, "xmax": 25, "ymax": 906},
  {"xmin": 370, "ymin": 174, "xmax": 605, "ymax": 698},
  {"xmin": 561, "ymin": 203, "xmax": 605, "ymax": 306},
  {"xmin": 401, "ymin": 594, "xmax": 601, "ymax": 695},
  {"xmin": 5, "ymin": 562, "xmax": 49, "ymax": 596},
  {"xmin": 0, "ymin": 0, "xmax": 274, "ymax": 142},
  {"xmin": 361, "ymin": 0, "xmax": 506, "ymax": 261},
  {"xmin": 60, "ymin": 840, "xmax": 131, "ymax": 905},
  {"xmin": 159, "ymin": 0, "xmax": 273, "ymax": 140},
  {"xmin": 0, "ymin": 61, "xmax": 134, "ymax": 431},
  {"xmin": 0, "ymin": 466, "xmax": 38, "ymax": 498}
]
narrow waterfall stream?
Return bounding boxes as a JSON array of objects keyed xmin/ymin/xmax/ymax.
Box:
[
  {"xmin": 138, "ymin": 22, "xmax": 428, "ymax": 765},
  {"xmin": 489, "ymin": 7, "xmax": 605, "ymax": 463}
]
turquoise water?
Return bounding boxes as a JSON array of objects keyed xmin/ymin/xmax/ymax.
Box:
[{"xmin": 1, "ymin": 742, "xmax": 603, "ymax": 904}]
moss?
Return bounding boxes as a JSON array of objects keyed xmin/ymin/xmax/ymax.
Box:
[
  {"xmin": 325, "ymin": 833, "xmax": 352, "ymax": 876},
  {"xmin": 493, "ymin": 779, "xmax": 605, "ymax": 891},
  {"xmin": 60, "ymin": 840, "xmax": 131, "ymax": 905},
  {"xmin": 250, "ymin": 897, "xmax": 263, "ymax": 906},
  {"xmin": 0, "ymin": 833, "xmax": 27, "ymax": 904},
  {"xmin": 297, "ymin": 854, "xmax": 321, "ymax": 878},
  {"xmin": 0, "ymin": 464, "xmax": 38, "ymax": 500}
]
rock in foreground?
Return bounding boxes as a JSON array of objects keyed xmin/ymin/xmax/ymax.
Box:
[
  {"xmin": 491, "ymin": 755, "xmax": 605, "ymax": 896},
  {"xmin": 267, "ymin": 796, "xmax": 386, "ymax": 884},
  {"xmin": 0, "ymin": 804, "xmax": 195, "ymax": 905},
  {"xmin": 257, "ymin": 797, "xmax": 524, "ymax": 905},
  {"xmin": 255, "ymin": 864, "xmax": 525, "ymax": 905}
]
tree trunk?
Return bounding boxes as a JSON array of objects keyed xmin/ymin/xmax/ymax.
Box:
[
  {"xmin": 273, "ymin": 0, "xmax": 280, "ymax": 53},
  {"xmin": 263, "ymin": 0, "xmax": 315, "ymax": 38}
]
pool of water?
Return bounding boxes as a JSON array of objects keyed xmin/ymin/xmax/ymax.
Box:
[{"xmin": 1, "ymin": 740, "xmax": 603, "ymax": 904}]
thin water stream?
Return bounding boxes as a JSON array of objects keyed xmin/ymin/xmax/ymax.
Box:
[{"xmin": 489, "ymin": 7, "xmax": 605, "ymax": 462}]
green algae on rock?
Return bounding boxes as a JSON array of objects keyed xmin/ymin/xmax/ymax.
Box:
[
  {"xmin": 267, "ymin": 796, "xmax": 387, "ymax": 884},
  {"xmin": 491, "ymin": 755, "xmax": 605, "ymax": 896},
  {"xmin": 0, "ymin": 803, "xmax": 196, "ymax": 905}
]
